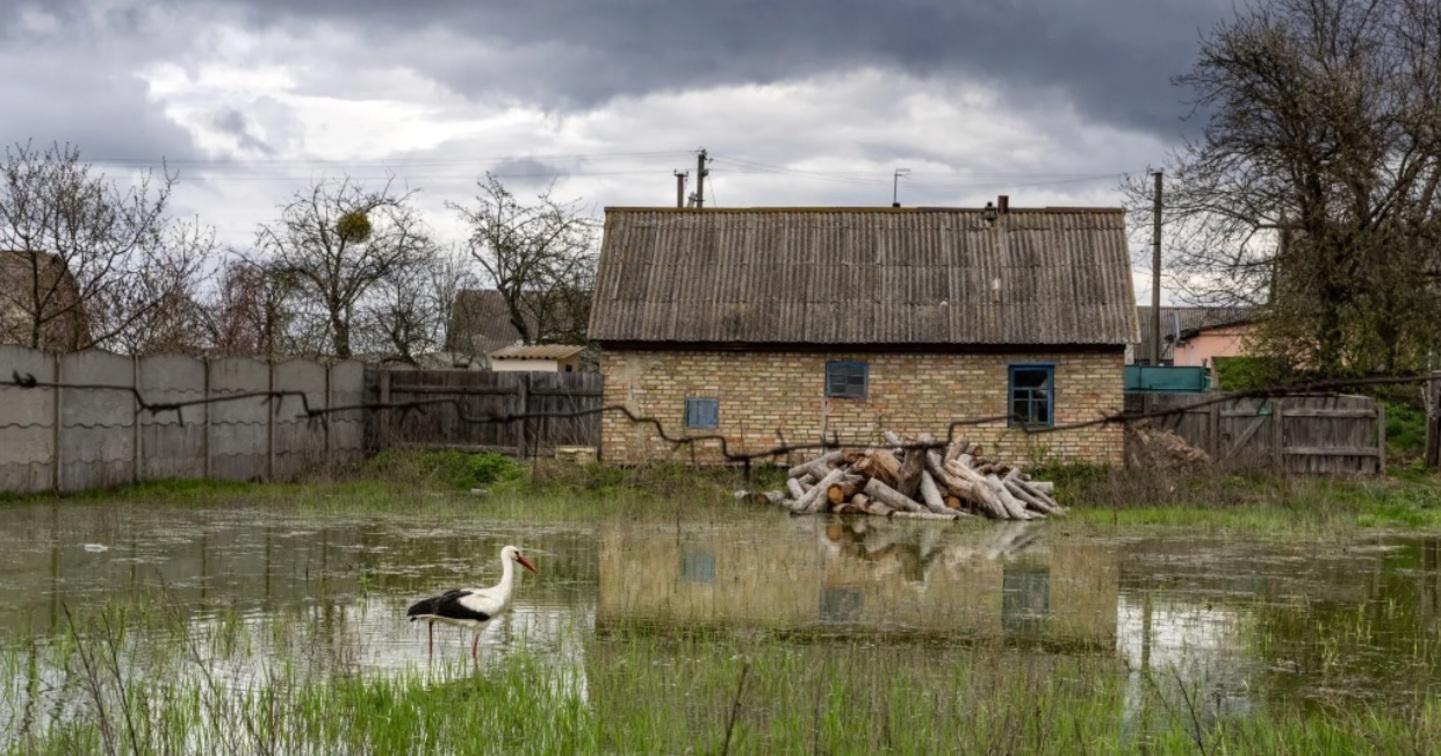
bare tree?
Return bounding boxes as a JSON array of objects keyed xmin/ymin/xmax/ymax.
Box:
[
  {"xmin": 356, "ymin": 246, "xmax": 479, "ymax": 365},
  {"xmin": 0, "ymin": 142, "xmax": 211, "ymax": 352},
  {"xmin": 452, "ymin": 174, "xmax": 596, "ymax": 345},
  {"xmin": 257, "ymin": 178, "xmax": 433, "ymax": 358},
  {"xmin": 1130, "ymin": 0, "xmax": 1441, "ymax": 375}
]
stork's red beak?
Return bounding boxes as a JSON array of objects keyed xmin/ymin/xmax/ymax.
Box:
[{"xmin": 515, "ymin": 554, "xmax": 538, "ymax": 574}]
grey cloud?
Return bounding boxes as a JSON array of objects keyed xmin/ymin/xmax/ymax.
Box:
[
  {"xmin": 214, "ymin": 0, "xmax": 1228, "ymax": 137},
  {"xmin": 210, "ymin": 108, "xmax": 274, "ymax": 155}
]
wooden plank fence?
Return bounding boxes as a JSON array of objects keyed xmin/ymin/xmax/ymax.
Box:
[
  {"xmin": 364, "ymin": 369, "xmax": 602, "ymax": 457},
  {"xmin": 1125, "ymin": 393, "xmax": 1384, "ymax": 475}
]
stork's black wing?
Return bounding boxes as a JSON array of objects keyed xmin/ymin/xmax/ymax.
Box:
[
  {"xmin": 407, "ymin": 589, "xmax": 468, "ymax": 619},
  {"xmin": 406, "ymin": 589, "xmax": 491, "ymax": 622}
]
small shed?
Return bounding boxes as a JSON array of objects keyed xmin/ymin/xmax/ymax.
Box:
[{"xmin": 487, "ymin": 344, "xmax": 587, "ymax": 373}]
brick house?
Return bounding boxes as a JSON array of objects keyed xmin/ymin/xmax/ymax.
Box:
[
  {"xmin": 588, "ymin": 206, "xmax": 1139, "ymax": 466},
  {"xmin": 0, "ymin": 250, "xmax": 93, "ymax": 351}
]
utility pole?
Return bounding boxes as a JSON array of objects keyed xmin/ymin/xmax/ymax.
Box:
[
  {"xmin": 694, "ymin": 148, "xmax": 709, "ymax": 208},
  {"xmin": 892, "ymin": 168, "xmax": 910, "ymax": 207},
  {"xmin": 1150, "ymin": 170, "xmax": 1163, "ymax": 365},
  {"xmin": 674, "ymin": 171, "xmax": 688, "ymax": 208}
]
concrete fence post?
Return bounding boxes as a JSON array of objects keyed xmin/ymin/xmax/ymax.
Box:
[
  {"xmin": 202, "ymin": 357, "xmax": 211, "ymax": 479},
  {"xmin": 1425, "ymin": 373, "xmax": 1441, "ymax": 469},
  {"xmin": 266, "ymin": 359, "xmax": 276, "ymax": 482},
  {"xmin": 51, "ymin": 352, "xmax": 62, "ymax": 494},
  {"xmin": 324, "ymin": 362, "xmax": 333, "ymax": 469},
  {"xmin": 132, "ymin": 354, "xmax": 142, "ymax": 484}
]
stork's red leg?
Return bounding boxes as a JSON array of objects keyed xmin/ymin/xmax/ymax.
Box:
[
  {"xmin": 427, "ymin": 621, "xmax": 434, "ymax": 660},
  {"xmin": 471, "ymin": 632, "xmax": 480, "ymax": 662}
]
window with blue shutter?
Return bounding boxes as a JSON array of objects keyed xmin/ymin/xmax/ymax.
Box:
[
  {"xmin": 825, "ymin": 361, "xmax": 869, "ymax": 400},
  {"xmin": 684, "ymin": 397, "xmax": 719, "ymax": 429},
  {"xmin": 1008, "ymin": 365, "xmax": 1054, "ymax": 427}
]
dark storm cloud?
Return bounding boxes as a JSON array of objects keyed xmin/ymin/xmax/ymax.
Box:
[{"xmin": 216, "ymin": 0, "xmax": 1228, "ymax": 136}]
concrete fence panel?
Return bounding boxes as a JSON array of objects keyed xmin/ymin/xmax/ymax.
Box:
[
  {"xmin": 272, "ymin": 358, "xmax": 327, "ymax": 480},
  {"xmin": 329, "ymin": 360, "xmax": 366, "ymax": 465},
  {"xmin": 208, "ymin": 357, "xmax": 271, "ymax": 481},
  {"xmin": 139, "ymin": 354, "xmax": 207, "ymax": 480},
  {"xmin": 0, "ymin": 346, "xmax": 56, "ymax": 492},
  {"xmin": 59, "ymin": 349, "xmax": 135, "ymax": 491}
]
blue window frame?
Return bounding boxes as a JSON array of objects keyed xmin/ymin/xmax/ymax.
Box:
[
  {"xmin": 1008, "ymin": 364, "xmax": 1054, "ymax": 427},
  {"xmin": 685, "ymin": 397, "xmax": 719, "ymax": 429},
  {"xmin": 825, "ymin": 361, "xmax": 869, "ymax": 400}
]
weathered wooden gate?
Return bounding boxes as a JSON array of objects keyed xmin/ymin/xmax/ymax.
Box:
[
  {"xmin": 364, "ymin": 369, "xmax": 602, "ymax": 457},
  {"xmin": 1126, "ymin": 393, "xmax": 1384, "ymax": 475}
]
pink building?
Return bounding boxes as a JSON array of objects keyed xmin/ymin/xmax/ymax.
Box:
[{"xmin": 1130, "ymin": 306, "xmax": 1258, "ymax": 376}]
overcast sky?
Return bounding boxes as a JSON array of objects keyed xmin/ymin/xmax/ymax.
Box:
[{"xmin": 1, "ymin": 0, "xmax": 1231, "ymax": 298}]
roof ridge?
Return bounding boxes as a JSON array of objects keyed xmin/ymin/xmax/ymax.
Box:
[{"xmin": 603, "ymin": 206, "xmax": 1124, "ymax": 214}]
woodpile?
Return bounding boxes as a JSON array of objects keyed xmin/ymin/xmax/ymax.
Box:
[
  {"xmin": 1125, "ymin": 423, "xmax": 1211, "ymax": 469},
  {"xmin": 757, "ymin": 433, "xmax": 1065, "ymax": 521}
]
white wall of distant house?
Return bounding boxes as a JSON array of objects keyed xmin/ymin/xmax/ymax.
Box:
[{"xmin": 491, "ymin": 358, "xmax": 563, "ymax": 372}]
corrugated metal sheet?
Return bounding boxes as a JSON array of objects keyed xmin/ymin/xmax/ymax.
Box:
[
  {"xmin": 589, "ymin": 208, "xmax": 1140, "ymax": 345},
  {"xmin": 1134, "ymin": 306, "xmax": 1258, "ymax": 362}
]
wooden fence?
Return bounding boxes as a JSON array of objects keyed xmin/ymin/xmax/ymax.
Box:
[
  {"xmin": 364, "ymin": 369, "xmax": 602, "ymax": 457},
  {"xmin": 1125, "ymin": 393, "xmax": 1384, "ymax": 475}
]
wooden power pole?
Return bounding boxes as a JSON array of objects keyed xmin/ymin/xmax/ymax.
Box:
[{"xmin": 1150, "ymin": 170, "xmax": 1163, "ymax": 365}]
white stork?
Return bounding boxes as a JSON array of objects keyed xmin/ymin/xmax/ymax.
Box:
[{"xmin": 407, "ymin": 544, "xmax": 538, "ymax": 661}]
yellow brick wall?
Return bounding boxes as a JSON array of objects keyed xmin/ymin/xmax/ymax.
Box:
[{"xmin": 600, "ymin": 348, "xmax": 1125, "ymax": 466}]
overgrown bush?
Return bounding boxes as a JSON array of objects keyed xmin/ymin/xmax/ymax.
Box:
[{"xmin": 364, "ymin": 449, "xmax": 523, "ymax": 490}]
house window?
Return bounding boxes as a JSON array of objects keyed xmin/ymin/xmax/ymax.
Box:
[
  {"xmin": 684, "ymin": 397, "xmax": 719, "ymax": 429},
  {"xmin": 1008, "ymin": 365, "xmax": 1054, "ymax": 427},
  {"xmin": 825, "ymin": 361, "xmax": 868, "ymax": 400}
]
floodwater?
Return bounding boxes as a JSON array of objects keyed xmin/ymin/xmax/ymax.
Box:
[{"xmin": 1, "ymin": 500, "xmax": 1439, "ymax": 732}]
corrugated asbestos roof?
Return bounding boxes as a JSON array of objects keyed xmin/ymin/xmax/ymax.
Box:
[
  {"xmin": 588, "ymin": 208, "xmax": 1140, "ymax": 346},
  {"xmin": 489, "ymin": 344, "xmax": 587, "ymax": 360}
]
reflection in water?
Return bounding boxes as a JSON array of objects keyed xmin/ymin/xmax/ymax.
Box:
[{"xmin": 597, "ymin": 518, "xmax": 1118, "ymax": 648}]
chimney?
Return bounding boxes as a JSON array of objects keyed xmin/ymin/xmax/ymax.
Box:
[{"xmin": 997, "ymin": 195, "xmax": 1009, "ymax": 214}]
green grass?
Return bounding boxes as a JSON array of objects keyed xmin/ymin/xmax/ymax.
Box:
[
  {"xmin": 8, "ymin": 449, "xmax": 1441, "ymax": 533},
  {"xmin": 1064, "ymin": 471, "xmax": 1441, "ymax": 531}
]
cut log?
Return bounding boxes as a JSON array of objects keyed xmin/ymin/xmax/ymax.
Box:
[
  {"xmin": 890, "ymin": 511, "xmax": 959, "ymax": 521},
  {"xmin": 926, "ymin": 452, "xmax": 982, "ymax": 499},
  {"xmin": 862, "ymin": 477, "xmax": 926, "ymax": 513},
  {"xmin": 942, "ymin": 458, "xmax": 1010, "ymax": 520},
  {"xmin": 785, "ymin": 477, "xmax": 807, "ymax": 500},
  {"xmin": 984, "ymin": 474, "xmax": 1037, "ymax": 520},
  {"xmin": 1007, "ymin": 480, "xmax": 1059, "ymax": 515},
  {"xmin": 917, "ymin": 470, "xmax": 952, "ymax": 514},
  {"xmin": 759, "ymin": 490, "xmax": 787, "ymax": 506},
  {"xmin": 1029, "ymin": 481, "xmax": 1054, "ymax": 495},
  {"xmin": 854, "ymin": 449, "xmax": 903, "ymax": 487},
  {"xmin": 944, "ymin": 495, "xmax": 963, "ymax": 510},
  {"xmin": 1009, "ymin": 476, "xmax": 1063, "ymax": 515},
  {"xmin": 850, "ymin": 493, "xmax": 871, "ymax": 510},
  {"xmin": 882, "ymin": 430, "xmax": 905, "ymax": 451},
  {"xmin": 943, "ymin": 440, "xmax": 966, "ymax": 465},
  {"xmin": 895, "ymin": 432, "xmax": 930, "ymax": 498},
  {"xmin": 787, "ymin": 451, "xmax": 842, "ymax": 481},
  {"xmin": 792, "ymin": 468, "xmax": 847, "ymax": 515},
  {"xmin": 827, "ymin": 477, "xmax": 866, "ymax": 506}
]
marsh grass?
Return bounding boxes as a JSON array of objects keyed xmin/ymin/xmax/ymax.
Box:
[{"xmin": 8, "ymin": 601, "xmax": 1441, "ymax": 755}]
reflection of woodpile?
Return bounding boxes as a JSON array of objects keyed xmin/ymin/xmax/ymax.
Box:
[
  {"xmin": 760, "ymin": 434, "xmax": 1064, "ymax": 521},
  {"xmin": 596, "ymin": 520, "xmax": 1117, "ymax": 646}
]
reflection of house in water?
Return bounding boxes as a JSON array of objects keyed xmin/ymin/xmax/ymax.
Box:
[{"xmin": 597, "ymin": 519, "xmax": 1119, "ymax": 648}]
